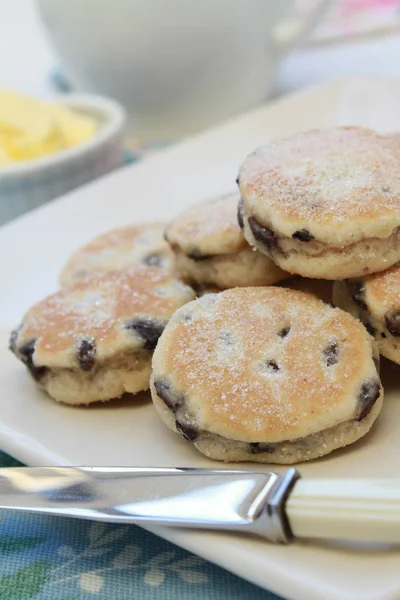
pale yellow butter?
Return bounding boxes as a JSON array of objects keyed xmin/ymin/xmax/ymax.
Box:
[
  {"xmin": 0, "ymin": 90, "xmax": 98, "ymax": 164},
  {"xmin": 46, "ymin": 104, "xmax": 98, "ymax": 147}
]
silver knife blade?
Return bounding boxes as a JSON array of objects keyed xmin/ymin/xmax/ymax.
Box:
[{"xmin": 0, "ymin": 466, "xmax": 299, "ymax": 543}]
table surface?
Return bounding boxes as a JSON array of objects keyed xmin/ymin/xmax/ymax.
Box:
[
  {"xmin": 0, "ymin": 452, "xmax": 280, "ymax": 600},
  {"xmin": 1, "ymin": 2, "xmax": 400, "ymax": 599}
]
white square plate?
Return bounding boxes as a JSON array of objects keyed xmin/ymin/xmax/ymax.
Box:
[{"xmin": 1, "ymin": 77, "xmax": 400, "ymax": 600}]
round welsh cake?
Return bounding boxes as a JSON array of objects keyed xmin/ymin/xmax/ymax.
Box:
[
  {"xmin": 60, "ymin": 222, "xmax": 176, "ymax": 287},
  {"xmin": 150, "ymin": 287, "xmax": 383, "ymax": 464},
  {"xmin": 10, "ymin": 267, "xmax": 195, "ymax": 405},
  {"xmin": 333, "ymin": 264, "xmax": 400, "ymax": 365},
  {"xmin": 165, "ymin": 192, "xmax": 287, "ymax": 289},
  {"xmin": 238, "ymin": 127, "xmax": 400, "ymax": 280}
]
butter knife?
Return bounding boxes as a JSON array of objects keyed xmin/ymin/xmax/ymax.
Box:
[{"xmin": 1, "ymin": 466, "xmax": 399, "ymax": 544}]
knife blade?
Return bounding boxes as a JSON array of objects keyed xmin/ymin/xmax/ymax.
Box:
[{"xmin": 0, "ymin": 466, "xmax": 399, "ymax": 544}]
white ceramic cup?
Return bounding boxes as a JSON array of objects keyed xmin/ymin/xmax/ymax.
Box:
[{"xmin": 37, "ymin": 0, "xmax": 331, "ymax": 141}]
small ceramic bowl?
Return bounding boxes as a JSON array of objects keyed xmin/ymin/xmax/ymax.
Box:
[{"xmin": 0, "ymin": 94, "xmax": 126, "ymax": 226}]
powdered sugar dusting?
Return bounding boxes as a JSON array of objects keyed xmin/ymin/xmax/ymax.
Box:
[
  {"xmin": 157, "ymin": 287, "xmax": 375, "ymax": 443},
  {"xmin": 365, "ymin": 262, "xmax": 400, "ymax": 310},
  {"xmin": 166, "ymin": 191, "xmax": 246, "ymax": 255},
  {"xmin": 240, "ymin": 127, "xmax": 400, "ymax": 243},
  {"xmin": 60, "ymin": 222, "xmax": 175, "ymax": 286},
  {"xmin": 19, "ymin": 267, "xmax": 194, "ymax": 365}
]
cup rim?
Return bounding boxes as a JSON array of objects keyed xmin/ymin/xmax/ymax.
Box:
[{"xmin": 0, "ymin": 93, "xmax": 126, "ymax": 179}]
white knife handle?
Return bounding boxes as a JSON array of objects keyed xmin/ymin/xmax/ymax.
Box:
[{"xmin": 287, "ymin": 479, "xmax": 400, "ymax": 543}]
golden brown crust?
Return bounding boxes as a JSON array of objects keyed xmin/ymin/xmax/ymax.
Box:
[
  {"xmin": 166, "ymin": 192, "xmax": 288, "ymax": 287},
  {"xmin": 239, "ymin": 127, "xmax": 400, "ymax": 246},
  {"xmin": 152, "ymin": 287, "xmax": 380, "ymax": 443},
  {"xmin": 165, "ymin": 192, "xmax": 245, "ymax": 256},
  {"xmin": 16, "ymin": 267, "xmax": 195, "ymax": 368},
  {"xmin": 365, "ymin": 263, "xmax": 400, "ymax": 312},
  {"xmin": 333, "ymin": 266, "xmax": 400, "ymax": 365},
  {"xmin": 60, "ymin": 223, "xmax": 175, "ymax": 286}
]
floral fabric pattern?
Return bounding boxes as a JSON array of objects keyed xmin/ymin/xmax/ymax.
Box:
[{"xmin": 0, "ymin": 452, "xmax": 280, "ymax": 600}]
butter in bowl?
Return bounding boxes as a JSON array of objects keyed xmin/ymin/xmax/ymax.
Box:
[{"xmin": 0, "ymin": 90, "xmax": 125, "ymax": 226}]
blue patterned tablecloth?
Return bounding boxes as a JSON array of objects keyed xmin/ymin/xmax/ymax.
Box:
[{"xmin": 0, "ymin": 453, "xmax": 283, "ymax": 600}]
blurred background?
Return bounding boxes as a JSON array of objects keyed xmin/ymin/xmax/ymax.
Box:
[
  {"xmin": 0, "ymin": 0, "xmax": 399, "ymax": 221},
  {"xmin": 2, "ymin": 1, "xmax": 400, "ymax": 147}
]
